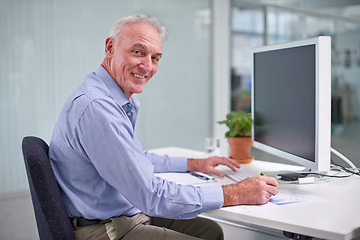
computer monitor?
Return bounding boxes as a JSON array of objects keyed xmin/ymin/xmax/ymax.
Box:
[{"xmin": 251, "ymin": 36, "xmax": 331, "ymax": 172}]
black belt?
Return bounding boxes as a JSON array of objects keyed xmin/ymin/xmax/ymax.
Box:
[{"xmin": 73, "ymin": 217, "xmax": 111, "ymax": 227}]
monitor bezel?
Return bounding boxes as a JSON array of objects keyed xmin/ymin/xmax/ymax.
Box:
[{"xmin": 251, "ymin": 36, "xmax": 331, "ymax": 172}]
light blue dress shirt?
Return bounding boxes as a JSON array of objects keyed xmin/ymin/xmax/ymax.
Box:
[{"xmin": 49, "ymin": 65, "xmax": 223, "ymax": 220}]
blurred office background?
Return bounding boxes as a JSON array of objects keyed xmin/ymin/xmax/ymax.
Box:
[{"xmin": 0, "ymin": 0, "xmax": 360, "ymax": 239}]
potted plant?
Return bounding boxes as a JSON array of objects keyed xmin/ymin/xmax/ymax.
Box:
[{"xmin": 218, "ymin": 110, "xmax": 254, "ymax": 163}]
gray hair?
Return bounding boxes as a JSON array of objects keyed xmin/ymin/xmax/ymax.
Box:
[{"xmin": 109, "ymin": 14, "xmax": 168, "ymax": 41}]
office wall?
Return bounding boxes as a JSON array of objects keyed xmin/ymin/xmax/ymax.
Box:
[{"xmin": 0, "ymin": 0, "xmax": 212, "ymax": 195}]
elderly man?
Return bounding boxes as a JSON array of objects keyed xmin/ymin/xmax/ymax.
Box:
[{"xmin": 49, "ymin": 14, "xmax": 278, "ymax": 240}]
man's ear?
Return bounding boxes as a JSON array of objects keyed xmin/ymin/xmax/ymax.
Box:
[{"xmin": 105, "ymin": 37, "xmax": 115, "ymax": 55}]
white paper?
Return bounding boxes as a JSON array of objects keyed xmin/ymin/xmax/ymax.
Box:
[
  {"xmin": 221, "ymin": 189, "xmax": 327, "ymax": 213},
  {"xmin": 155, "ymin": 172, "xmax": 216, "ymax": 185}
]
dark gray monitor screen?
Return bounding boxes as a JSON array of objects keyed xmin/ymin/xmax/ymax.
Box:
[{"xmin": 253, "ymin": 44, "xmax": 316, "ymax": 162}]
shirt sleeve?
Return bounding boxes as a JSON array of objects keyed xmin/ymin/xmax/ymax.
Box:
[
  {"xmin": 144, "ymin": 151, "xmax": 188, "ymax": 173},
  {"xmin": 76, "ymin": 99, "xmax": 224, "ymax": 219}
]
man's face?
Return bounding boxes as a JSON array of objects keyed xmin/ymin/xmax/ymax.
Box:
[{"xmin": 104, "ymin": 22, "xmax": 163, "ymax": 99}]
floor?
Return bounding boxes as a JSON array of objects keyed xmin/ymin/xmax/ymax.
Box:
[
  {"xmin": 1, "ymin": 123, "xmax": 359, "ymax": 240},
  {"xmin": 0, "ymin": 191, "xmax": 38, "ymax": 240}
]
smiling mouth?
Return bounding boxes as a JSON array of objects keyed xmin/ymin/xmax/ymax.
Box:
[{"xmin": 132, "ymin": 73, "xmax": 146, "ymax": 79}]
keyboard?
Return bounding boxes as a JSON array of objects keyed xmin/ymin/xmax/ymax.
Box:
[{"xmin": 221, "ymin": 166, "xmax": 259, "ymax": 182}]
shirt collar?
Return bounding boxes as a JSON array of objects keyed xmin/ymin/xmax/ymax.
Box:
[{"xmin": 95, "ymin": 65, "xmax": 139, "ymax": 109}]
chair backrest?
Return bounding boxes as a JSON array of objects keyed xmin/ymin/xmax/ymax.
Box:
[{"xmin": 22, "ymin": 136, "xmax": 75, "ymax": 240}]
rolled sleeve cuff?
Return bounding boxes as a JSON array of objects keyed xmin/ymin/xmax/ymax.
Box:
[
  {"xmin": 200, "ymin": 186, "xmax": 224, "ymax": 212},
  {"xmin": 169, "ymin": 157, "xmax": 188, "ymax": 172}
]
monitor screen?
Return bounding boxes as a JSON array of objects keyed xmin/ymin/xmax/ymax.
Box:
[{"xmin": 252, "ymin": 36, "xmax": 331, "ymax": 172}]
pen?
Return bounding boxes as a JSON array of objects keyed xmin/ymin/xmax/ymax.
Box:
[{"xmin": 190, "ymin": 171, "xmax": 215, "ymax": 181}]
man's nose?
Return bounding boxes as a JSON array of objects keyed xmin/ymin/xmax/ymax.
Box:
[{"xmin": 139, "ymin": 56, "xmax": 152, "ymax": 72}]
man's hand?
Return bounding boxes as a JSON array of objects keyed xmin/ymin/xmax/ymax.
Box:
[
  {"xmin": 222, "ymin": 176, "xmax": 278, "ymax": 206},
  {"xmin": 187, "ymin": 156, "xmax": 240, "ymax": 178}
]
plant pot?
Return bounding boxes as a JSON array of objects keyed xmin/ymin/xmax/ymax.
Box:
[{"xmin": 227, "ymin": 137, "xmax": 254, "ymax": 164}]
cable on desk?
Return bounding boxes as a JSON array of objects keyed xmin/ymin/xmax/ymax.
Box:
[
  {"xmin": 330, "ymin": 160, "xmax": 360, "ymax": 176},
  {"xmin": 330, "ymin": 147, "xmax": 359, "ymax": 173},
  {"xmin": 295, "ymin": 164, "xmax": 359, "ymax": 181}
]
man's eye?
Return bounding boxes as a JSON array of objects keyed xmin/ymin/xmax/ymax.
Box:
[{"xmin": 134, "ymin": 50, "xmax": 141, "ymax": 54}]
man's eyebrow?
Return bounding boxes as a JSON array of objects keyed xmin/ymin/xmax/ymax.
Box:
[
  {"xmin": 133, "ymin": 43, "xmax": 162, "ymax": 58},
  {"xmin": 133, "ymin": 43, "xmax": 146, "ymax": 49}
]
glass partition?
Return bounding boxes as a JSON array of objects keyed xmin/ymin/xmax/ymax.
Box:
[
  {"xmin": 231, "ymin": 2, "xmax": 265, "ymax": 112},
  {"xmin": 267, "ymin": 8, "xmax": 304, "ymax": 43}
]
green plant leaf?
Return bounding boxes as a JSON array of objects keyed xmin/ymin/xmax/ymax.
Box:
[{"xmin": 218, "ymin": 110, "xmax": 252, "ymax": 138}]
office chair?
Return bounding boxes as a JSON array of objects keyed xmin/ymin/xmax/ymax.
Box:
[{"xmin": 22, "ymin": 136, "xmax": 76, "ymax": 240}]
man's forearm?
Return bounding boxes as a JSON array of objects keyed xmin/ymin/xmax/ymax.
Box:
[
  {"xmin": 187, "ymin": 158, "xmax": 201, "ymax": 172},
  {"xmin": 221, "ymin": 184, "xmax": 238, "ymax": 207}
]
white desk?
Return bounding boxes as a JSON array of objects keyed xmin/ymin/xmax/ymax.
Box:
[{"xmin": 149, "ymin": 147, "xmax": 360, "ymax": 240}]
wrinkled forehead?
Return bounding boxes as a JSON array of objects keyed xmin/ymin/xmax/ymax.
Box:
[{"xmin": 117, "ymin": 22, "xmax": 162, "ymax": 50}]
